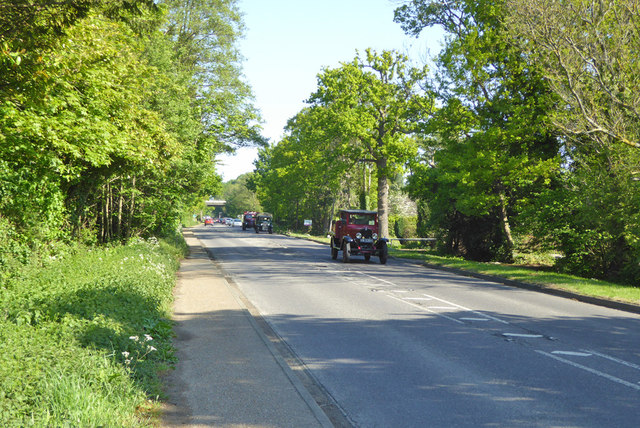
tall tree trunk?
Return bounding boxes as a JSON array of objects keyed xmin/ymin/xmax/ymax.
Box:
[
  {"xmin": 116, "ymin": 178, "xmax": 123, "ymax": 239},
  {"xmin": 106, "ymin": 181, "xmax": 112, "ymax": 241},
  {"xmin": 128, "ymin": 176, "xmax": 136, "ymax": 238},
  {"xmin": 376, "ymin": 157, "xmax": 389, "ymax": 238},
  {"xmin": 498, "ymin": 191, "xmax": 514, "ymax": 262}
]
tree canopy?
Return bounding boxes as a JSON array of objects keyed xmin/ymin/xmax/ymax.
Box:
[
  {"xmin": 505, "ymin": 0, "xmax": 640, "ymax": 152},
  {"xmin": 307, "ymin": 49, "xmax": 434, "ymax": 237},
  {"xmin": 396, "ymin": 0, "xmax": 560, "ymax": 262},
  {"xmin": 0, "ymin": 0, "xmax": 262, "ymax": 258}
]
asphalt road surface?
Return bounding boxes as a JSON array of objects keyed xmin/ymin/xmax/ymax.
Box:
[{"xmin": 196, "ymin": 224, "xmax": 640, "ymax": 427}]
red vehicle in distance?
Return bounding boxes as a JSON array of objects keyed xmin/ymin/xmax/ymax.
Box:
[
  {"xmin": 329, "ymin": 209, "xmax": 388, "ymax": 264},
  {"xmin": 242, "ymin": 211, "xmax": 257, "ymax": 230}
]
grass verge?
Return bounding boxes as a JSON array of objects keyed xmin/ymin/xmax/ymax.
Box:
[
  {"xmin": 0, "ymin": 235, "xmax": 186, "ymax": 427},
  {"xmin": 285, "ymin": 232, "xmax": 640, "ymax": 306},
  {"xmin": 389, "ymin": 248, "xmax": 640, "ymax": 305}
]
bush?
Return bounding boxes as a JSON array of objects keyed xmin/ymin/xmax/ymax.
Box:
[{"xmin": 0, "ymin": 236, "xmax": 182, "ymax": 426}]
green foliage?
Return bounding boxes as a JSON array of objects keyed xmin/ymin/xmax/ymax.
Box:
[
  {"xmin": 391, "ymin": 215, "xmax": 422, "ymax": 248},
  {"xmin": 254, "ymin": 50, "xmax": 433, "ymax": 235},
  {"xmin": 222, "ymin": 173, "xmax": 262, "ymax": 216},
  {"xmin": 398, "ymin": 0, "xmax": 560, "ymax": 263},
  {"xmin": 505, "ymin": 0, "xmax": 640, "ymax": 151},
  {"xmin": 252, "ymin": 106, "xmax": 356, "ymax": 233},
  {"xmin": 0, "ymin": 216, "xmax": 31, "ymax": 283},
  {"xmin": 0, "ymin": 0, "xmax": 258, "ymax": 255},
  {"xmin": 0, "ymin": 237, "xmax": 181, "ymax": 426},
  {"xmin": 526, "ymin": 143, "xmax": 640, "ymax": 284},
  {"xmin": 308, "ymin": 49, "xmax": 434, "ymax": 237},
  {"xmin": 161, "ymin": 0, "xmax": 265, "ymax": 151}
]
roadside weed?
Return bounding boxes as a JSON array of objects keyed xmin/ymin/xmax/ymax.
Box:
[{"xmin": 0, "ymin": 236, "xmax": 182, "ymax": 426}]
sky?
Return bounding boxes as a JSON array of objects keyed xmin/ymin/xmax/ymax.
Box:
[{"xmin": 216, "ymin": 0, "xmax": 444, "ymax": 181}]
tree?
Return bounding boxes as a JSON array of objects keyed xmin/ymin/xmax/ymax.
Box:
[
  {"xmin": 396, "ymin": 0, "xmax": 560, "ymax": 262},
  {"xmin": 0, "ymin": 3, "xmax": 164, "ymax": 243},
  {"xmin": 252, "ymin": 106, "xmax": 356, "ymax": 233},
  {"xmin": 502, "ymin": 0, "xmax": 640, "ymax": 283},
  {"xmin": 222, "ymin": 173, "xmax": 261, "ymax": 216},
  {"xmin": 308, "ymin": 49, "xmax": 433, "ymax": 238},
  {"xmin": 518, "ymin": 131, "xmax": 640, "ymax": 284},
  {"xmin": 0, "ymin": 0, "xmax": 258, "ymax": 248},
  {"xmin": 160, "ymin": 0, "xmax": 265, "ymax": 153},
  {"xmin": 505, "ymin": 0, "xmax": 640, "ymax": 153}
]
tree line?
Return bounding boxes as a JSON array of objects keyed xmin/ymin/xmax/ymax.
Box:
[
  {"xmin": 0, "ymin": 0, "xmax": 262, "ymax": 275},
  {"xmin": 251, "ymin": 0, "xmax": 640, "ymax": 285}
]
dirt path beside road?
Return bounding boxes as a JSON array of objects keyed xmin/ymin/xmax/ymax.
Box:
[{"xmin": 161, "ymin": 229, "xmax": 331, "ymax": 427}]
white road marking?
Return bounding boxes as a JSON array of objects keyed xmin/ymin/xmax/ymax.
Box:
[
  {"xmin": 404, "ymin": 297, "xmax": 433, "ymax": 301},
  {"xmin": 428, "ymin": 306, "xmax": 458, "ymax": 310},
  {"xmin": 536, "ymin": 350, "xmax": 640, "ymax": 391},
  {"xmin": 387, "ymin": 294, "xmax": 465, "ymax": 325},
  {"xmin": 353, "ymin": 269, "xmax": 508, "ymax": 326},
  {"xmin": 503, "ymin": 333, "xmax": 544, "ymax": 338},
  {"xmin": 422, "ymin": 294, "xmax": 510, "ymax": 325},
  {"xmin": 583, "ymin": 349, "xmax": 640, "ymax": 371},
  {"xmin": 551, "ymin": 351, "xmax": 593, "ymax": 357},
  {"xmin": 356, "ymin": 271, "xmax": 398, "ymax": 287},
  {"xmin": 460, "ymin": 317, "xmax": 490, "ymax": 322}
]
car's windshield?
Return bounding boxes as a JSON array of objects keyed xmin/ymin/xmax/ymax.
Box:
[{"xmin": 350, "ymin": 214, "xmax": 375, "ymax": 226}]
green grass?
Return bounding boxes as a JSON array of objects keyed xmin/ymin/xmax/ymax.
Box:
[
  {"xmin": 390, "ymin": 248, "xmax": 640, "ymax": 305},
  {"xmin": 287, "ymin": 232, "xmax": 640, "ymax": 306},
  {"xmin": 0, "ymin": 235, "xmax": 185, "ymax": 427}
]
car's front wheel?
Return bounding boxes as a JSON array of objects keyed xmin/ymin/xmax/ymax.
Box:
[
  {"xmin": 379, "ymin": 242, "xmax": 388, "ymax": 264},
  {"xmin": 342, "ymin": 242, "xmax": 350, "ymax": 263},
  {"xmin": 331, "ymin": 239, "xmax": 338, "ymax": 260}
]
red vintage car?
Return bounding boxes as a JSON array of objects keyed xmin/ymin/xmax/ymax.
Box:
[
  {"xmin": 329, "ymin": 209, "xmax": 388, "ymax": 264},
  {"xmin": 242, "ymin": 211, "xmax": 257, "ymax": 230}
]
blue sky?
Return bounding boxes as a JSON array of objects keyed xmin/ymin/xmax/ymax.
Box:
[{"xmin": 216, "ymin": 0, "xmax": 443, "ymax": 181}]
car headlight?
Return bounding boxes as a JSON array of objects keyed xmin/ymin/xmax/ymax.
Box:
[
  {"xmin": 356, "ymin": 232, "xmax": 362, "ymax": 239},
  {"xmin": 372, "ymin": 233, "xmax": 378, "ymax": 240}
]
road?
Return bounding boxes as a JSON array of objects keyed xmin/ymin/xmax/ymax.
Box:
[{"xmin": 196, "ymin": 224, "xmax": 640, "ymax": 427}]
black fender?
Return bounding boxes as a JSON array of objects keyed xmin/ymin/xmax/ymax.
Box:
[{"xmin": 375, "ymin": 238, "xmax": 388, "ymax": 249}]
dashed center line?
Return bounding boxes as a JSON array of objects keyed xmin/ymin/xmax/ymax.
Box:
[
  {"xmin": 552, "ymin": 351, "xmax": 592, "ymax": 357},
  {"xmin": 503, "ymin": 333, "xmax": 544, "ymax": 338},
  {"xmin": 422, "ymin": 293, "xmax": 510, "ymax": 325},
  {"xmin": 386, "ymin": 294, "xmax": 464, "ymax": 325},
  {"xmin": 460, "ymin": 317, "xmax": 490, "ymax": 322}
]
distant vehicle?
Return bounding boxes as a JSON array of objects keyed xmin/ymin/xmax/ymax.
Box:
[
  {"xmin": 204, "ymin": 217, "xmax": 214, "ymax": 226},
  {"xmin": 254, "ymin": 213, "xmax": 273, "ymax": 234},
  {"xmin": 242, "ymin": 211, "xmax": 257, "ymax": 230},
  {"xmin": 329, "ymin": 209, "xmax": 388, "ymax": 264},
  {"xmin": 225, "ymin": 218, "xmax": 233, "ymax": 226},
  {"xmin": 232, "ymin": 218, "xmax": 242, "ymax": 227}
]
